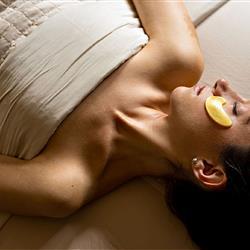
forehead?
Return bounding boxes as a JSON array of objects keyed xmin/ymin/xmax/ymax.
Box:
[
  {"xmin": 240, "ymin": 99, "xmax": 250, "ymax": 125},
  {"xmin": 230, "ymin": 118, "xmax": 250, "ymax": 147},
  {"xmin": 246, "ymin": 100, "xmax": 250, "ymax": 124},
  {"xmin": 218, "ymin": 105, "xmax": 250, "ymax": 147}
]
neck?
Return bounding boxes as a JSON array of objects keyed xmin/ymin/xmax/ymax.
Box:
[{"xmin": 110, "ymin": 107, "xmax": 182, "ymax": 178}]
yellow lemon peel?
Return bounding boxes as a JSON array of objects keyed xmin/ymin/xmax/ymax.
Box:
[{"xmin": 205, "ymin": 96, "xmax": 232, "ymax": 127}]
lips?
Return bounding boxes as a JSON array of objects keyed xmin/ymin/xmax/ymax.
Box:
[{"xmin": 194, "ymin": 84, "xmax": 206, "ymax": 96}]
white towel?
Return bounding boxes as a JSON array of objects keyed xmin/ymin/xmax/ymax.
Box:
[{"xmin": 0, "ymin": 1, "xmax": 148, "ymax": 160}]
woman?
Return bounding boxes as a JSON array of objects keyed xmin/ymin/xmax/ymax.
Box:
[{"xmin": 0, "ymin": 1, "xmax": 249, "ymax": 248}]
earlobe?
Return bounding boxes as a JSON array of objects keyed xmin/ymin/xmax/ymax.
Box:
[{"xmin": 192, "ymin": 159, "xmax": 227, "ymax": 190}]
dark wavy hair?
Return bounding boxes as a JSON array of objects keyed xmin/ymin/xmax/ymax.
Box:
[{"xmin": 164, "ymin": 145, "xmax": 250, "ymax": 250}]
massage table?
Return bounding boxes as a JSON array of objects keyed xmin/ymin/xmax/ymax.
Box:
[{"xmin": 0, "ymin": 0, "xmax": 249, "ymax": 249}]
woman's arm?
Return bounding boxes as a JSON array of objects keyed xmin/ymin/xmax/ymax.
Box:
[
  {"xmin": 0, "ymin": 154, "xmax": 88, "ymax": 218},
  {"xmin": 130, "ymin": 0, "xmax": 204, "ymax": 88},
  {"xmin": 131, "ymin": 0, "xmax": 199, "ymax": 47}
]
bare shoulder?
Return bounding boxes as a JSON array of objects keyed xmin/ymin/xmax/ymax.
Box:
[
  {"xmin": 128, "ymin": 40, "xmax": 204, "ymax": 91},
  {"xmin": 130, "ymin": 0, "xmax": 204, "ymax": 89}
]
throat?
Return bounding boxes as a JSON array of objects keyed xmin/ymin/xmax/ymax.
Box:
[
  {"xmin": 110, "ymin": 107, "xmax": 176, "ymax": 177},
  {"xmin": 113, "ymin": 107, "xmax": 169, "ymax": 155}
]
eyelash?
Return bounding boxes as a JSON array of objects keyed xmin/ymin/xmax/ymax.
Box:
[
  {"xmin": 212, "ymin": 88, "xmax": 239, "ymax": 116},
  {"xmin": 233, "ymin": 102, "xmax": 238, "ymax": 115}
]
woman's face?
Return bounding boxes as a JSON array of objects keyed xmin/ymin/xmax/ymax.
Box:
[{"xmin": 168, "ymin": 79, "xmax": 250, "ymax": 164}]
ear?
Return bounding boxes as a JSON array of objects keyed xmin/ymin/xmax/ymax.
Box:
[{"xmin": 192, "ymin": 159, "xmax": 227, "ymax": 190}]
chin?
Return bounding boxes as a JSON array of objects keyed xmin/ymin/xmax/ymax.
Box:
[
  {"xmin": 170, "ymin": 86, "xmax": 188, "ymax": 100},
  {"xmin": 171, "ymin": 86, "xmax": 192, "ymax": 97},
  {"xmin": 169, "ymin": 86, "xmax": 192, "ymax": 112}
]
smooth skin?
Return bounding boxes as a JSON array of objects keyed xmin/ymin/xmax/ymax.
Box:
[{"xmin": 0, "ymin": 0, "xmax": 232, "ymax": 218}]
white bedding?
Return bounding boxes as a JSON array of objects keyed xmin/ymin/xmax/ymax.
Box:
[{"xmin": 0, "ymin": 0, "xmax": 148, "ymax": 160}]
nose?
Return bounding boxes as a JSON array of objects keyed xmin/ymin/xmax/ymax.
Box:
[{"xmin": 213, "ymin": 79, "xmax": 230, "ymax": 96}]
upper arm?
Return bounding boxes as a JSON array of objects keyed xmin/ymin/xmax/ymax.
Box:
[
  {"xmin": 130, "ymin": 40, "xmax": 204, "ymax": 91},
  {"xmin": 0, "ymin": 154, "xmax": 91, "ymax": 217},
  {"xmin": 130, "ymin": 0, "xmax": 204, "ymax": 88},
  {"xmin": 131, "ymin": 0, "xmax": 199, "ymax": 46}
]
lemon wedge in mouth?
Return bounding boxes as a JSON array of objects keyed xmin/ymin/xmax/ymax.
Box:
[{"xmin": 205, "ymin": 96, "xmax": 232, "ymax": 128}]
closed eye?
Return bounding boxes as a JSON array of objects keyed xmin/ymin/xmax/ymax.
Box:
[{"xmin": 233, "ymin": 102, "xmax": 238, "ymax": 115}]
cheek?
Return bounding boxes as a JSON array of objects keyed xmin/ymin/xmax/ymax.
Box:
[
  {"xmin": 170, "ymin": 87, "xmax": 209, "ymax": 130},
  {"xmin": 169, "ymin": 87, "xmax": 227, "ymax": 153}
]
